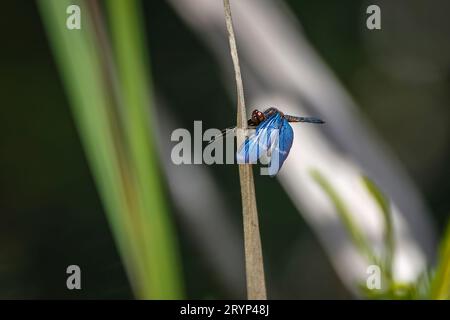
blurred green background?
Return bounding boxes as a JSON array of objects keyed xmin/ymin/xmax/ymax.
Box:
[{"xmin": 0, "ymin": 0, "xmax": 449, "ymax": 298}]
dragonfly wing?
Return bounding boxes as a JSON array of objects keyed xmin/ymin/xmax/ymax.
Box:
[
  {"xmin": 236, "ymin": 133, "xmax": 262, "ymax": 163},
  {"xmin": 236, "ymin": 113, "xmax": 283, "ymax": 164},
  {"xmin": 267, "ymin": 118, "xmax": 294, "ymax": 176}
]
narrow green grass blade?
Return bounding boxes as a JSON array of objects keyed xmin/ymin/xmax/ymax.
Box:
[
  {"xmin": 430, "ymin": 222, "xmax": 450, "ymax": 299},
  {"xmin": 310, "ymin": 169, "xmax": 376, "ymax": 263},
  {"xmin": 362, "ymin": 176, "xmax": 394, "ymax": 280},
  {"xmin": 38, "ymin": 0, "xmax": 183, "ymax": 298},
  {"xmin": 37, "ymin": 0, "xmax": 146, "ymax": 290},
  {"xmin": 105, "ymin": 0, "xmax": 183, "ymax": 298}
]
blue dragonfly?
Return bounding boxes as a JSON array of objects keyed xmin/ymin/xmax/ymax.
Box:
[{"xmin": 236, "ymin": 107, "xmax": 324, "ymax": 176}]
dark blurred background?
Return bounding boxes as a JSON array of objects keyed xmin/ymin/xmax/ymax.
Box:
[{"xmin": 0, "ymin": 0, "xmax": 449, "ymax": 298}]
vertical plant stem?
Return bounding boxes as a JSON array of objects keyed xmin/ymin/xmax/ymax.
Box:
[{"xmin": 223, "ymin": 0, "xmax": 267, "ymax": 300}]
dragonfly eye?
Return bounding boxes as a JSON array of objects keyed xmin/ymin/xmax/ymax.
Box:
[
  {"xmin": 251, "ymin": 109, "xmax": 260, "ymax": 123},
  {"xmin": 257, "ymin": 111, "xmax": 265, "ymax": 122}
]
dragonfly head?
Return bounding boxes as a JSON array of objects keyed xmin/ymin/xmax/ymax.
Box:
[{"xmin": 251, "ymin": 109, "xmax": 266, "ymax": 125}]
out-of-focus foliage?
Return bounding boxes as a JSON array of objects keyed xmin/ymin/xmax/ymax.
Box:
[
  {"xmin": 313, "ymin": 169, "xmax": 449, "ymax": 299},
  {"xmin": 37, "ymin": 0, "xmax": 183, "ymax": 299},
  {"xmin": 430, "ymin": 223, "xmax": 450, "ymax": 299},
  {"xmin": 362, "ymin": 176, "xmax": 394, "ymax": 280},
  {"xmin": 310, "ymin": 170, "xmax": 375, "ymax": 263}
]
